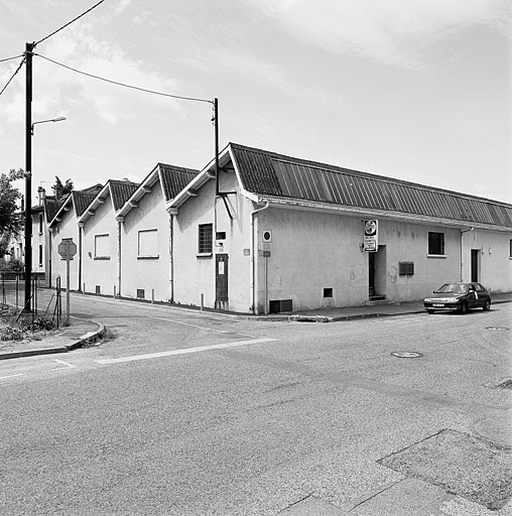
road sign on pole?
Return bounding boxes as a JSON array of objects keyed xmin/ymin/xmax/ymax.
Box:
[{"xmin": 57, "ymin": 239, "xmax": 76, "ymax": 325}]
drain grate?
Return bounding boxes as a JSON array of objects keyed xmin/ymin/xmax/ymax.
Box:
[
  {"xmin": 485, "ymin": 326, "xmax": 510, "ymax": 331},
  {"xmin": 496, "ymin": 379, "xmax": 512, "ymax": 390}
]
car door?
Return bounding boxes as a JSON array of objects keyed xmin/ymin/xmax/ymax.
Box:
[
  {"xmin": 474, "ymin": 283, "xmax": 486, "ymax": 307},
  {"xmin": 467, "ymin": 283, "xmax": 479, "ymax": 308}
]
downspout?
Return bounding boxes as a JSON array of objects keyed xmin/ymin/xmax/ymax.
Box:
[
  {"xmin": 78, "ymin": 223, "xmax": 83, "ymax": 291},
  {"xmin": 460, "ymin": 227, "xmax": 474, "ymax": 281},
  {"xmin": 250, "ymin": 200, "xmax": 269, "ymax": 315},
  {"xmin": 48, "ymin": 227, "xmax": 53, "ymax": 288},
  {"xmin": 167, "ymin": 209, "xmax": 175, "ymax": 303},
  {"xmin": 116, "ymin": 217, "xmax": 123, "ymax": 297}
]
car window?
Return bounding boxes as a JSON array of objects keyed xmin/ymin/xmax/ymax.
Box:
[{"xmin": 474, "ymin": 283, "xmax": 485, "ymax": 292}]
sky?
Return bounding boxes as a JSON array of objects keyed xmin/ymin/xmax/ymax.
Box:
[{"xmin": 0, "ymin": 0, "xmax": 511, "ymax": 204}]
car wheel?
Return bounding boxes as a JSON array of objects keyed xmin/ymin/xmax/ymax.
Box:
[
  {"xmin": 459, "ymin": 302, "xmax": 468, "ymax": 315},
  {"xmin": 483, "ymin": 299, "xmax": 491, "ymax": 311}
]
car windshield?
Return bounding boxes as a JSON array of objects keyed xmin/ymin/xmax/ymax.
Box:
[{"xmin": 435, "ymin": 283, "xmax": 467, "ymax": 294}]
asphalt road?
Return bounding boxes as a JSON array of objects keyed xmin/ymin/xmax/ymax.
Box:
[{"xmin": 1, "ymin": 296, "xmax": 511, "ymax": 515}]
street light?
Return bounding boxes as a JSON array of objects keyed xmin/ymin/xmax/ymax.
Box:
[
  {"xmin": 31, "ymin": 116, "xmax": 67, "ymax": 135},
  {"xmin": 24, "ymin": 114, "xmax": 66, "ymax": 311}
]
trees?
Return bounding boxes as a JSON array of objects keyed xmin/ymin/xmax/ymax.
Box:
[
  {"xmin": 0, "ymin": 168, "xmax": 25, "ymax": 258},
  {"xmin": 52, "ymin": 176, "xmax": 73, "ymax": 199}
]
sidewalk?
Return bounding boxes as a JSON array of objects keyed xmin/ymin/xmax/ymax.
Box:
[
  {"xmin": 0, "ymin": 292, "xmax": 510, "ymax": 361},
  {"xmin": 0, "ymin": 316, "xmax": 105, "ymax": 361}
]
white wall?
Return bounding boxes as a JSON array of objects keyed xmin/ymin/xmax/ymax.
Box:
[
  {"xmin": 121, "ymin": 184, "xmax": 170, "ymax": 302},
  {"xmin": 81, "ymin": 195, "xmax": 119, "ymax": 296}
]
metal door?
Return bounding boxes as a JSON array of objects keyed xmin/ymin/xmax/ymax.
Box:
[
  {"xmin": 471, "ymin": 249, "xmax": 479, "ymax": 282},
  {"xmin": 215, "ymin": 254, "xmax": 229, "ymax": 306}
]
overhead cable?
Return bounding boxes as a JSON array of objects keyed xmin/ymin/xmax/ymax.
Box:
[
  {"xmin": 34, "ymin": 53, "xmax": 213, "ymax": 105},
  {"xmin": 34, "ymin": 0, "xmax": 106, "ymax": 47},
  {"xmin": 0, "ymin": 57, "xmax": 25, "ymax": 97},
  {"xmin": 0, "ymin": 54, "xmax": 24, "ymax": 64}
]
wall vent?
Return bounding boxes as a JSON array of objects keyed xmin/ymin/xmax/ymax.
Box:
[
  {"xmin": 269, "ymin": 299, "xmax": 293, "ymax": 313},
  {"xmin": 136, "ymin": 289, "xmax": 145, "ymax": 299}
]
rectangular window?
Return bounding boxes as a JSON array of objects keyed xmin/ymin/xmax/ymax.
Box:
[
  {"xmin": 399, "ymin": 262, "xmax": 414, "ymax": 276},
  {"xmin": 138, "ymin": 229, "xmax": 158, "ymax": 258},
  {"xmin": 38, "ymin": 244, "xmax": 43, "ymax": 267},
  {"xmin": 136, "ymin": 288, "xmax": 145, "ymax": 299},
  {"xmin": 198, "ymin": 223, "xmax": 213, "ymax": 254},
  {"xmin": 428, "ymin": 232, "xmax": 445, "ymax": 256},
  {"xmin": 323, "ymin": 288, "xmax": 333, "ymax": 298},
  {"xmin": 39, "ymin": 213, "xmax": 43, "ymax": 234},
  {"xmin": 94, "ymin": 234, "xmax": 110, "ymax": 259},
  {"xmin": 510, "ymin": 239, "xmax": 512, "ymax": 258}
]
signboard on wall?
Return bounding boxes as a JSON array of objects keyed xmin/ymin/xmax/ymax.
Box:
[{"xmin": 363, "ymin": 220, "xmax": 378, "ymax": 252}]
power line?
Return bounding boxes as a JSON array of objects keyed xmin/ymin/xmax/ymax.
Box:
[
  {"xmin": 0, "ymin": 54, "xmax": 24, "ymax": 64},
  {"xmin": 34, "ymin": 0, "xmax": 107, "ymax": 47},
  {"xmin": 0, "ymin": 56, "xmax": 25, "ymax": 97},
  {"xmin": 34, "ymin": 52, "xmax": 213, "ymax": 105}
]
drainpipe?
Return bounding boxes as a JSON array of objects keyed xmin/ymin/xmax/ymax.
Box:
[
  {"xmin": 167, "ymin": 209, "xmax": 175, "ymax": 303},
  {"xmin": 250, "ymin": 200, "xmax": 269, "ymax": 314},
  {"xmin": 78, "ymin": 223, "xmax": 84, "ymax": 291},
  {"xmin": 460, "ymin": 227, "xmax": 474, "ymax": 281},
  {"xmin": 116, "ymin": 217, "xmax": 123, "ymax": 297}
]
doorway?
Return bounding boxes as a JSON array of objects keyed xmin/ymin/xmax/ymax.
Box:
[
  {"xmin": 369, "ymin": 245, "xmax": 386, "ymax": 299},
  {"xmin": 471, "ymin": 249, "xmax": 479, "ymax": 282},
  {"xmin": 215, "ymin": 254, "xmax": 229, "ymax": 309}
]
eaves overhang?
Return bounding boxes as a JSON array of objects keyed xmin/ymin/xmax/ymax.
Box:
[
  {"xmin": 77, "ymin": 183, "xmax": 111, "ymax": 225},
  {"xmin": 48, "ymin": 195, "xmax": 74, "ymax": 228},
  {"xmin": 166, "ymin": 145, "xmax": 232, "ymax": 211},
  {"xmin": 259, "ymin": 196, "xmax": 512, "ymax": 232},
  {"xmin": 117, "ymin": 166, "xmax": 160, "ymax": 218}
]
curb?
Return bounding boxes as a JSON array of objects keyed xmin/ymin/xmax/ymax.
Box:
[{"xmin": 0, "ymin": 321, "xmax": 106, "ymax": 361}]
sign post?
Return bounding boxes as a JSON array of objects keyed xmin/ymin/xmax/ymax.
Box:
[{"xmin": 57, "ymin": 239, "xmax": 77, "ymax": 326}]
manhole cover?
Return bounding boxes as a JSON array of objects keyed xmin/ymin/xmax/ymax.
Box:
[
  {"xmin": 391, "ymin": 351, "xmax": 423, "ymax": 358},
  {"xmin": 485, "ymin": 326, "xmax": 510, "ymax": 331}
]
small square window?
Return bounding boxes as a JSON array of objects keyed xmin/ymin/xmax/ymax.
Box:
[
  {"xmin": 198, "ymin": 224, "xmax": 213, "ymax": 254},
  {"xmin": 323, "ymin": 288, "xmax": 333, "ymax": 298},
  {"xmin": 136, "ymin": 289, "xmax": 145, "ymax": 299},
  {"xmin": 428, "ymin": 232, "xmax": 445, "ymax": 255}
]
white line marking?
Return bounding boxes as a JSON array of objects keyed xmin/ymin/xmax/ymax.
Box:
[
  {"xmin": 52, "ymin": 359, "xmax": 77, "ymax": 370},
  {"xmin": 95, "ymin": 337, "xmax": 277, "ymax": 365},
  {"xmin": 0, "ymin": 374, "xmax": 23, "ymax": 380}
]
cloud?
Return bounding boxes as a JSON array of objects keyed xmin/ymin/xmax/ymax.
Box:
[
  {"xmin": 258, "ymin": 0, "xmax": 510, "ymax": 69},
  {"xmin": 2, "ymin": 22, "xmax": 183, "ymax": 126}
]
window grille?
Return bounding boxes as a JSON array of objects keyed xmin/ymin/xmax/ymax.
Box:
[{"xmin": 198, "ymin": 224, "xmax": 213, "ymax": 254}]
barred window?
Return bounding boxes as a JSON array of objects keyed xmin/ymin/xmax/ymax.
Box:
[
  {"xmin": 428, "ymin": 232, "xmax": 445, "ymax": 256},
  {"xmin": 198, "ymin": 224, "xmax": 213, "ymax": 254}
]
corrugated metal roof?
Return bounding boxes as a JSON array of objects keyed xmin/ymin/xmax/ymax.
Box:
[
  {"xmin": 159, "ymin": 164, "xmax": 200, "ymax": 202},
  {"xmin": 73, "ymin": 191, "xmax": 101, "ymax": 218},
  {"xmin": 230, "ymin": 144, "xmax": 512, "ymax": 228},
  {"xmin": 109, "ymin": 180, "xmax": 140, "ymax": 211}
]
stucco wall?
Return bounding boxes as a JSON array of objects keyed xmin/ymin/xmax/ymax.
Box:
[
  {"xmin": 254, "ymin": 209, "xmax": 463, "ymax": 311},
  {"xmin": 81, "ymin": 196, "xmax": 119, "ymax": 296},
  {"xmin": 173, "ymin": 179, "xmax": 216, "ymax": 308},
  {"xmin": 121, "ymin": 184, "xmax": 170, "ymax": 302},
  {"xmin": 462, "ymin": 230, "xmax": 512, "ymax": 292}
]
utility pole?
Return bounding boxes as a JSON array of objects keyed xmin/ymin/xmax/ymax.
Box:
[
  {"xmin": 24, "ymin": 42, "xmax": 34, "ymax": 311},
  {"xmin": 214, "ymin": 97, "xmax": 219, "ymax": 195}
]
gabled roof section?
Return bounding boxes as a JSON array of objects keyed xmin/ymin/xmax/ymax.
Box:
[
  {"xmin": 159, "ymin": 164, "xmax": 200, "ymax": 202},
  {"xmin": 44, "ymin": 195, "xmax": 66, "ymax": 223},
  {"xmin": 229, "ymin": 143, "xmax": 512, "ymax": 230},
  {"xmin": 49, "ymin": 186, "xmax": 103, "ymax": 227},
  {"xmin": 117, "ymin": 163, "xmax": 199, "ymax": 218},
  {"xmin": 78, "ymin": 179, "xmax": 139, "ymax": 224}
]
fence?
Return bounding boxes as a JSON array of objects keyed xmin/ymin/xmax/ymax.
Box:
[{"xmin": 0, "ymin": 272, "xmax": 63, "ymax": 328}]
